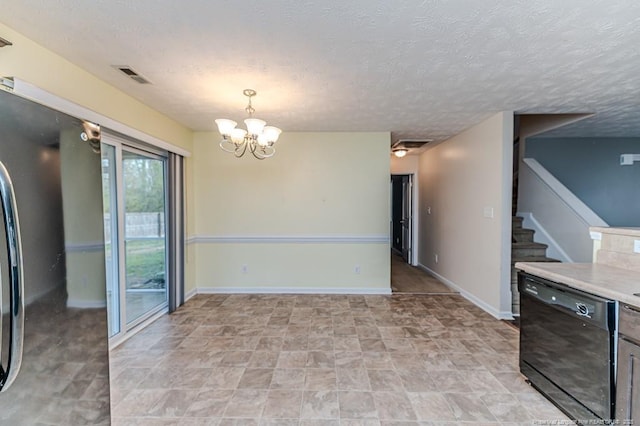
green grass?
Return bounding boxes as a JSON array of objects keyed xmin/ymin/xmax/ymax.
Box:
[{"xmin": 125, "ymin": 239, "xmax": 166, "ymax": 289}]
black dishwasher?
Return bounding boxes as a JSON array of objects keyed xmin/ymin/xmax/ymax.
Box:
[{"xmin": 519, "ymin": 273, "xmax": 617, "ymax": 423}]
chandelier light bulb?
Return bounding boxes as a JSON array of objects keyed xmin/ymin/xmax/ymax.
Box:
[
  {"xmin": 244, "ymin": 118, "xmax": 266, "ymax": 136},
  {"xmin": 214, "ymin": 119, "xmax": 237, "ymax": 137},
  {"xmin": 263, "ymin": 126, "xmax": 282, "ymax": 143},
  {"xmin": 230, "ymin": 128, "xmax": 247, "ymax": 144},
  {"xmin": 257, "ymin": 133, "xmax": 269, "ymax": 146}
]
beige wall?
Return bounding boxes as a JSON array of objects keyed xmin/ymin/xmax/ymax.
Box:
[
  {"xmin": 390, "ymin": 154, "xmax": 419, "ymax": 175},
  {"xmin": 190, "ymin": 131, "xmax": 391, "ymax": 293},
  {"xmin": 417, "ymin": 112, "xmax": 513, "ymax": 318}
]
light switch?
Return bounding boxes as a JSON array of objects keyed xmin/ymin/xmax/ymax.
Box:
[
  {"xmin": 634, "ymin": 240, "xmax": 640, "ymax": 254},
  {"xmin": 483, "ymin": 207, "xmax": 494, "ymax": 218}
]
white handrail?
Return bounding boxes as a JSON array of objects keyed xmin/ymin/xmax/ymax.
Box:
[
  {"xmin": 522, "ymin": 158, "xmax": 607, "ymax": 227},
  {"xmin": 518, "ymin": 158, "xmax": 608, "ymax": 262}
]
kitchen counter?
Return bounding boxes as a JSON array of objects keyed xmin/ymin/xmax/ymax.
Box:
[
  {"xmin": 591, "ymin": 226, "xmax": 640, "ymax": 238},
  {"xmin": 515, "ymin": 261, "xmax": 640, "ymax": 308}
]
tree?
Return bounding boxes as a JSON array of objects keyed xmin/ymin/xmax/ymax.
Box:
[{"xmin": 122, "ymin": 157, "xmax": 165, "ymax": 213}]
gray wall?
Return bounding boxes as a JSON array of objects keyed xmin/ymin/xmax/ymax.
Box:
[
  {"xmin": 0, "ymin": 122, "xmax": 65, "ymax": 303},
  {"xmin": 526, "ymin": 137, "xmax": 640, "ymax": 226}
]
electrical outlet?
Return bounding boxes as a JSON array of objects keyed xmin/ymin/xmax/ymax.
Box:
[
  {"xmin": 241, "ymin": 264, "xmax": 248, "ymax": 274},
  {"xmin": 427, "ymin": 206, "xmax": 431, "ymax": 215},
  {"xmin": 434, "ymin": 254, "xmax": 438, "ymax": 264},
  {"xmin": 634, "ymin": 240, "xmax": 640, "ymax": 254},
  {"xmin": 354, "ymin": 265, "xmax": 361, "ymax": 274}
]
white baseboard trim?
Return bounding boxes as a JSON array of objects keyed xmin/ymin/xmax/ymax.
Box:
[
  {"xmin": 417, "ymin": 263, "xmax": 514, "ymax": 320},
  {"xmin": 517, "ymin": 211, "xmax": 573, "ymax": 262},
  {"xmin": 184, "ymin": 288, "xmax": 197, "ymax": 302},
  {"xmin": 189, "ymin": 286, "xmax": 392, "ymax": 295},
  {"xmin": 67, "ymin": 299, "xmax": 107, "ymax": 309}
]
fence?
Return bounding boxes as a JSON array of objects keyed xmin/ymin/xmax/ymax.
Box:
[{"xmin": 104, "ymin": 212, "xmax": 165, "ymax": 240}]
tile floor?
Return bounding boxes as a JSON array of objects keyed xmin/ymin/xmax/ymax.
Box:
[
  {"xmin": 110, "ymin": 293, "xmax": 570, "ymax": 425},
  {"xmin": 390, "ymin": 255, "xmax": 456, "ymax": 294}
]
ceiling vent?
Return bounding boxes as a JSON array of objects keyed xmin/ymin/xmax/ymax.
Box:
[
  {"xmin": 113, "ymin": 66, "xmax": 152, "ymax": 84},
  {"xmin": 392, "ymin": 139, "xmax": 433, "ymax": 149},
  {"xmin": 0, "ymin": 36, "xmax": 12, "ymax": 48}
]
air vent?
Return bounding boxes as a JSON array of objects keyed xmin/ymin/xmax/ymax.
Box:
[
  {"xmin": 0, "ymin": 36, "xmax": 12, "ymax": 48},
  {"xmin": 392, "ymin": 139, "xmax": 433, "ymax": 149},
  {"xmin": 113, "ymin": 66, "xmax": 152, "ymax": 84}
]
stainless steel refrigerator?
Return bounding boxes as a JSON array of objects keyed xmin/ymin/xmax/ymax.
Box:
[{"xmin": 0, "ymin": 85, "xmax": 111, "ymax": 424}]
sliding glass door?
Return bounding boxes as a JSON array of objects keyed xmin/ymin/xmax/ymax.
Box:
[
  {"xmin": 122, "ymin": 150, "xmax": 168, "ymax": 324},
  {"xmin": 102, "ymin": 144, "xmax": 120, "ymax": 337},
  {"xmin": 102, "ymin": 139, "xmax": 169, "ymax": 340}
]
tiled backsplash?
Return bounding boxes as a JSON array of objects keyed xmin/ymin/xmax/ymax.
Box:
[{"xmin": 591, "ymin": 227, "xmax": 640, "ymax": 272}]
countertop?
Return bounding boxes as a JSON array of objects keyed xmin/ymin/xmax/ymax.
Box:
[
  {"xmin": 590, "ymin": 226, "xmax": 640, "ymax": 237},
  {"xmin": 515, "ymin": 262, "xmax": 640, "ymax": 308}
]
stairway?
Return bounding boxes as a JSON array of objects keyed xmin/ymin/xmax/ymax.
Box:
[{"xmin": 511, "ymin": 216, "xmax": 559, "ymax": 315}]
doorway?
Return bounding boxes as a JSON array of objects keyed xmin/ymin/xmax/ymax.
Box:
[
  {"xmin": 391, "ymin": 174, "xmax": 413, "ymax": 263},
  {"xmin": 102, "ymin": 136, "xmax": 171, "ymax": 342}
]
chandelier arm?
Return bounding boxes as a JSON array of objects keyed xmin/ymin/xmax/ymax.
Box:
[
  {"xmin": 251, "ymin": 150, "xmax": 266, "ymax": 160},
  {"xmin": 249, "ymin": 142, "xmax": 265, "ymax": 160},
  {"xmin": 235, "ymin": 141, "xmax": 248, "ymax": 158},
  {"xmin": 260, "ymin": 146, "xmax": 276, "ymax": 158},
  {"xmin": 220, "ymin": 139, "xmax": 239, "ymax": 153}
]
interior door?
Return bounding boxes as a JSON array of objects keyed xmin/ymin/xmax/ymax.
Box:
[
  {"xmin": 401, "ymin": 174, "xmax": 413, "ymax": 263},
  {"xmin": 391, "ymin": 176, "xmax": 404, "ymax": 253},
  {"xmin": 391, "ymin": 175, "xmax": 413, "ymax": 263}
]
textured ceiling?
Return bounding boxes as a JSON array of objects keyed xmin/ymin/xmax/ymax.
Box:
[{"xmin": 1, "ymin": 1, "xmax": 640, "ymax": 142}]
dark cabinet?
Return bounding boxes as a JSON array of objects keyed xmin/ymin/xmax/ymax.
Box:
[{"xmin": 616, "ymin": 304, "xmax": 640, "ymax": 421}]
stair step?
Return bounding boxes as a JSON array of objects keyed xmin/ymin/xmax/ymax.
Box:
[
  {"xmin": 512, "ymin": 242, "xmax": 548, "ymax": 258},
  {"xmin": 510, "ymin": 215, "xmax": 558, "ymax": 317},
  {"xmin": 511, "ymin": 255, "xmax": 561, "ymax": 264},
  {"xmin": 512, "ymin": 228, "xmax": 534, "ymax": 242},
  {"xmin": 512, "ymin": 241, "xmax": 547, "ymax": 249}
]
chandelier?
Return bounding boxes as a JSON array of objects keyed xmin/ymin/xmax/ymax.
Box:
[{"xmin": 215, "ymin": 89, "xmax": 282, "ymax": 159}]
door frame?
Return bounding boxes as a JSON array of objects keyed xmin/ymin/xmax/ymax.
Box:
[
  {"xmin": 102, "ymin": 134, "xmax": 170, "ymax": 348},
  {"xmin": 390, "ymin": 173, "xmax": 417, "ymax": 266}
]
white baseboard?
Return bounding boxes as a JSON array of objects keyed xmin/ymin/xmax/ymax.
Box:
[
  {"xmin": 184, "ymin": 287, "xmax": 197, "ymax": 302},
  {"xmin": 517, "ymin": 211, "xmax": 572, "ymax": 262},
  {"xmin": 67, "ymin": 299, "xmax": 107, "ymax": 309},
  {"xmin": 417, "ymin": 263, "xmax": 514, "ymax": 320},
  {"xmin": 190, "ymin": 286, "xmax": 392, "ymax": 295}
]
